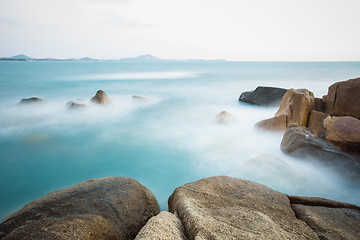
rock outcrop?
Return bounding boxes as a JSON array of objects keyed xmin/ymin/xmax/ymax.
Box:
[
  {"xmin": 239, "ymin": 86, "xmax": 287, "ymax": 106},
  {"xmin": 275, "ymin": 88, "xmax": 315, "ymax": 127},
  {"xmin": 255, "ymin": 114, "xmax": 287, "ymax": 131},
  {"xmin": 307, "ymin": 110, "xmax": 328, "ymax": 138},
  {"xmin": 323, "ymin": 77, "xmax": 360, "ymax": 119},
  {"xmin": 280, "ymin": 125, "xmax": 360, "ymax": 180},
  {"xmin": 91, "ymin": 90, "xmax": 110, "ymax": 105},
  {"xmin": 323, "ymin": 116, "xmax": 360, "ymax": 154},
  {"xmin": 168, "ymin": 176, "xmax": 319, "ymax": 239},
  {"xmin": 0, "ymin": 177, "xmax": 160, "ymax": 240},
  {"xmin": 19, "ymin": 97, "xmax": 43, "ymax": 104},
  {"xmin": 135, "ymin": 211, "xmax": 186, "ymax": 240}
]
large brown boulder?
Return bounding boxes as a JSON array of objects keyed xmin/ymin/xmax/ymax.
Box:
[
  {"xmin": 169, "ymin": 176, "xmax": 319, "ymax": 239},
  {"xmin": 0, "ymin": 177, "xmax": 160, "ymax": 240},
  {"xmin": 239, "ymin": 86, "xmax": 288, "ymax": 106},
  {"xmin": 323, "ymin": 77, "xmax": 360, "ymax": 119},
  {"xmin": 135, "ymin": 211, "xmax": 186, "ymax": 240},
  {"xmin": 280, "ymin": 125, "xmax": 360, "ymax": 181},
  {"xmin": 275, "ymin": 88, "xmax": 315, "ymax": 127},
  {"xmin": 91, "ymin": 90, "xmax": 110, "ymax": 104},
  {"xmin": 307, "ymin": 110, "xmax": 328, "ymax": 138},
  {"xmin": 255, "ymin": 114, "xmax": 287, "ymax": 131},
  {"xmin": 323, "ymin": 116, "xmax": 360, "ymax": 154}
]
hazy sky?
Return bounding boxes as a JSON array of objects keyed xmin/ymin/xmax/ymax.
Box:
[{"xmin": 0, "ymin": 0, "xmax": 359, "ymax": 60}]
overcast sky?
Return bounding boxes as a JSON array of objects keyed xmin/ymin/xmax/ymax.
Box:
[{"xmin": 0, "ymin": 0, "xmax": 359, "ymax": 60}]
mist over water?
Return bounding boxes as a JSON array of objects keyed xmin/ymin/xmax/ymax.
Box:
[{"xmin": 0, "ymin": 61, "xmax": 360, "ymax": 220}]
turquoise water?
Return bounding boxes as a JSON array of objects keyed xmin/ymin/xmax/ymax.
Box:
[{"xmin": 0, "ymin": 61, "xmax": 360, "ymax": 220}]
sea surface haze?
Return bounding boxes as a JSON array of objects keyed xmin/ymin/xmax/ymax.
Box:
[{"xmin": 0, "ymin": 60, "xmax": 360, "ymax": 220}]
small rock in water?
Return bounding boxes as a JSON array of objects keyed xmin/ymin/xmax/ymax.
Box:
[
  {"xmin": 215, "ymin": 110, "xmax": 234, "ymax": 124},
  {"xmin": 91, "ymin": 90, "xmax": 110, "ymax": 104},
  {"xmin": 132, "ymin": 95, "xmax": 150, "ymax": 102},
  {"xmin": 66, "ymin": 100, "xmax": 88, "ymax": 110},
  {"xmin": 19, "ymin": 97, "xmax": 43, "ymax": 104},
  {"xmin": 239, "ymin": 86, "xmax": 288, "ymax": 106}
]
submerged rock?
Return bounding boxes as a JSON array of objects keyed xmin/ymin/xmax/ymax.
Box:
[
  {"xmin": 19, "ymin": 97, "xmax": 43, "ymax": 104},
  {"xmin": 135, "ymin": 211, "xmax": 186, "ymax": 240},
  {"xmin": 215, "ymin": 110, "xmax": 234, "ymax": 124},
  {"xmin": 239, "ymin": 86, "xmax": 287, "ymax": 106},
  {"xmin": 91, "ymin": 90, "xmax": 110, "ymax": 104},
  {"xmin": 132, "ymin": 95, "xmax": 149, "ymax": 101},
  {"xmin": 0, "ymin": 177, "xmax": 160, "ymax": 240},
  {"xmin": 275, "ymin": 88, "xmax": 315, "ymax": 127},
  {"xmin": 324, "ymin": 116, "xmax": 360, "ymax": 154},
  {"xmin": 66, "ymin": 101, "xmax": 88, "ymax": 110},
  {"xmin": 323, "ymin": 77, "xmax": 360, "ymax": 119}
]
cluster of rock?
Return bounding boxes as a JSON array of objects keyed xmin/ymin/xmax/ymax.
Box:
[
  {"xmin": 240, "ymin": 77, "xmax": 360, "ymax": 180},
  {"xmin": 1, "ymin": 176, "xmax": 359, "ymax": 239}
]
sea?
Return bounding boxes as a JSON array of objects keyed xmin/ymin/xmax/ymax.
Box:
[{"xmin": 0, "ymin": 60, "xmax": 359, "ymax": 220}]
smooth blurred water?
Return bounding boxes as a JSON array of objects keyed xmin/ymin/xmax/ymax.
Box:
[{"xmin": 0, "ymin": 61, "xmax": 360, "ymax": 220}]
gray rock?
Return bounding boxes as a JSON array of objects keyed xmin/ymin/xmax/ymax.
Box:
[
  {"xmin": 169, "ymin": 176, "xmax": 319, "ymax": 239},
  {"xmin": 239, "ymin": 86, "xmax": 287, "ymax": 106},
  {"xmin": 19, "ymin": 97, "xmax": 43, "ymax": 104},
  {"xmin": 0, "ymin": 177, "xmax": 160, "ymax": 240},
  {"xmin": 66, "ymin": 101, "xmax": 88, "ymax": 110},
  {"xmin": 135, "ymin": 211, "xmax": 187, "ymax": 240}
]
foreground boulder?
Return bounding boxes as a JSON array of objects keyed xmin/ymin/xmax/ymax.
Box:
[
  {"xmin": 135, "ymin": 211, "xmax": 186, "ymax": 240},
  {"xmin": 91, "ymin": 90, "xmax": 110, "ymax": 104},
  {"xmin": 280, "ymin": 125, "xmax": 360, "ymax": 180},
  {"xmin": 324, "ymin": 116, "xmax": 360, "ymax": 154},
  {"xmin": 19, "ymin": 97, "xmax": 43, "ymax": 104},
  {"xmin": 169, "ymin": 176, "xmax": 319, "ymax": 239},
  {"xmin": 275, "ymin": 88, "xmax": 315, "ymax": 127},
  {"xmin": 323, "ymin": 77, "xmax": 360, "ymax": 119},
  {"xmin": 239, "ymin": 86, "xmax": 287, "ymax": 106},
  {"xmin": 168, "ymin": 176, "xmax": 360, "ymax": 240},
  {"xmin": 0, "ymin": 177, "xmax": 160, "ymax": 240}
]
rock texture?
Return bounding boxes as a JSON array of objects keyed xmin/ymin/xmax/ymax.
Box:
[
  {"xmin": 275, "ymin": 89, "xmax": 315, "ymax": 127},
  {"xmin": 239, "ymin": 86, "xmax": 287, "ymax": 106},
  {"xmin": 135, "ymin": 211, "xmax": 186, "ymax": 240},
  {"xmin": 255, "ymin": 114, "xmax": 287, "ymax": 131},
  {"xmin": 307, "ymin": 110, "xmax": 328, "ymax": 138},
  {"xmin": 314, "ymin": 98, "xmax": 326, "ymax": 113},
  {"xmin": 19, "ymin": 97, "xmax": 43, "ymax": 104},
  {"xmin": 0, "ymin": 177, "xmax": 160, "ymax": 240},
  {"xmin": 280, "ymin": 125, "xmax": 360, "ymax": 180},
  {"xmin": 168, "ymin": 176, "xmax": 319, "ymax": 239},
  {"xmin": 91, "ymin": 90, "xmax": 110, "ymax": 104},
  {"xmin": 290, "ymin": 196, "xmax": 360, "ymax": 240},
  {"xmin": 323, "ymin": 77, "xmax": 360, "ymax": 119}
]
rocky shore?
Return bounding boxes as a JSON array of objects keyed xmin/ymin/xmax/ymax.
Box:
[{"xmin": 0, "ymin": 176, "xmax": 359, "ymax": 239}]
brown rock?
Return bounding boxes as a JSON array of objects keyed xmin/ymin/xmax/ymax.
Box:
[
  {"xmin": 132, "ymin": 95, "xmax": 149, "ymax": 101},
  {"xmin": 135, "ymin": 211, "xmax": 186, "ymax": 240},
  {"xmin": 255, "ymin": 114, "xmax": 287, "ymax": 131},
  {"xmin": 323, "ymin": 116, "xmax": 360, "ymax": 154},
  {"xmin": 215, "ymin": 110, "xmax": 234, "ymax": 124},
  {"xmin": 314, "ymin": 98, "xmax": 326, "ymax": 113},
  {"xmin": 91, "ymin": 90, "xmax": 110, "ymax": 104},
  {"xmin": 323, "ymin": 77, "xmax": 360, "ymax": 119},
  {"xmin": 291, "ymin": 203, "xmax": 360, "ymax": 240},
  {"xmin": 0, "ymin": 177, "xmax": 160, "ymax": 240},
  {"xmin": 168, "ymin": 176, "xmax": 319, "ymax": 239},
  {"xmin": 308, "ymin": 110, "xmax": 328, "ymax": 138},
  {"xmin": 275, "ymin": 88, "xmax": 315, "ymax": 127}
]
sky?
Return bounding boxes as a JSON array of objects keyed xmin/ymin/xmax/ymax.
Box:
[{"xmin": 0, "ymin": 0, "xmax": 359, "ymax": 61}]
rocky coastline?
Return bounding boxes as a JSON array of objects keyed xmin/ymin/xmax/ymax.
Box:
[{"xmin": 2, "ymin": 77, "xmax": 360, "ymax": 239}]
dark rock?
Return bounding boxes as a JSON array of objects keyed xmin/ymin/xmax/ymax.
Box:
[
  {"xmin": 324, "ymin": 116, "xmax": 360, "ymax": 154},
  {"xmin": 314, "ymin": 98, "xmax": 326, "ymax": 112},
  {"xmin": 168, "ymin": 176, "xmax": 319, "ymax": 239},
  {"xmin": 323, "ymin": 77, "xmax": 360, "ymax": 119},
  {"xmin": 308, "ymin": 110, "xmax": 328, "ymax": 138},
  {"xmin": 19, "ymin": 97, "xmax": 43, "ymax": 104},
  {"xmin": 280, "ymin": 125, "xmax": 360, "ymax": 181},
  {"xmin": 135, "ymin": 211, "xmax": 186, "ymax": 240},
  {"xmin": 0, "ymin": 177, "xmax": 160, "ymax": 240},
  {"xmin": 239, "ymin": 86, "xmax": 287, "ymax": 106},
  {"xmin": 275, "ymin": 88, "xmax": 315, "ymax": 127},
  {"xmin": 91, "ymin": 90, "xmax": 110, "ymax": 104},
  {"xmin": 255, "ymin": 114, "xmax": 287, "ymax": 131}
]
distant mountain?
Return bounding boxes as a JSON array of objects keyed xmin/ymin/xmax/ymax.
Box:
[
  {"xmin": 0, "ymin": 54, "xmax": 33, "ymax": 60},
  {"xmin": 121, "ymin": 54, "xmax": 161, "ymax": 61}
]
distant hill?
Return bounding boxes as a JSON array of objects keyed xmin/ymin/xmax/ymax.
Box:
[
  {"xmin": 0, "ymin": 54, "xmax": 33, "ymax": 60},
  {"xmin": 121, "ymin": 54, "xmax": 161, "ymax": 61}
]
